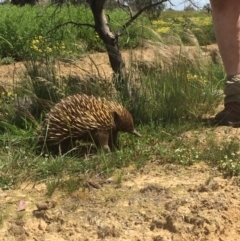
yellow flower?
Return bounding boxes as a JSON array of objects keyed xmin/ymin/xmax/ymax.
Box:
[
  {"xmin": 190, "ymin": 17, "xmax": 212, "ymax": 26},
  {"xmin": 187, "ymin": 73, "xmax": 207, "ymax": 84},
  {"xmin": 32, "ymin": 39, "xmax": 39, "ymax": 44},
  {"xmin": 46, "ymin": 47, "xmax": 52, "ymax": 52},
  {"xmin": 152, "ymin": 20, "xmax": 167, "ymax": 26},
  {"xmin": 156, "ymin": 27, "xmax": 170, "ymax": 34},
  {"xmin": 7, "ymin": 91, "xmax": 12, "ymax": 97}
]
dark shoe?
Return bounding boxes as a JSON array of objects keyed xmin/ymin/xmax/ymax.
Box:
[{"xmin": 214, "ymin": 102, "xmax": 240, "ymax": 126}]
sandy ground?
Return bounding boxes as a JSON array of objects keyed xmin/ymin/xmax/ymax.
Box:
[
  {"xmin": 0, "ymin": 43, "xmax": 220, "ymax": 89},
  {"xmin": 1, "ymin": 159, "xmax": 240, "ymax": 241},
  {"xmin": 2, "ymin": 44, "xmax": 240, "ymax": 241}
]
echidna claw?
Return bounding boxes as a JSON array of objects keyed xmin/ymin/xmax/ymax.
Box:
[{"xmin": 132, "ymin": 129, "xmax": 141, "ymax": 137}]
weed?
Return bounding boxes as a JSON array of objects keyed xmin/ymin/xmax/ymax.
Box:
[
  {"xmin": 60, "ymin": 178, "xmax": 81, "ymax": 193},
  {"xmin": 204, "ymin": 176, "xmax": 213, "ymax": 186},
  {"xmin": 45, "ymin": 178, "xmax": 60, "ymax": 197},
  {"xmin": 114, "ymin": 170, "xmax": 124, "ymax": 185},
  {"xmin": 201, "ymin": 138, "xmax": 240, "ymax": 176},
  {"xmin": 0, "ymin": 211, "xmax": 6, "ymax": 226},
  {"xmin": 0, "ymin": 176, "xmax": 14, "ymax": 190},
  {"xmin": 172, "ymin": 146, "xmax": 200, "ymax": 165},
  {"xmin": 16, "ymin": 212, "xmax": 25, "ymax": 220}
]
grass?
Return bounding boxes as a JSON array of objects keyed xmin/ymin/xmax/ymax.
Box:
[
  {"xmin": 0, "ymin": 57, "xmax": 15, "ymax": 65},
  {"xmin": 0, "ymin": 5, "xmax": 214, "ymax": 61},
  {"xmin": 0, "ymin": 4, "xmax": 239, "ymax": 195},
  {"xmin": 1, "ymin": 120, "xmax": 240, "ymax": 193},
  {"xmin": 126, "ymin": 58, "xmax": 224, "ymax": 125}
]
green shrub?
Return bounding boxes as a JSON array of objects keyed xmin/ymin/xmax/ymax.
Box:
[{"xmin": 0, "ymin": 5, "xmax": 215, "ymax": 60}]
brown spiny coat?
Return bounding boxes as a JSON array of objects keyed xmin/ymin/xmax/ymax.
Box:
[{"xmin": 38, "ymin": 94, "xmax": 141, "ymax": 154}]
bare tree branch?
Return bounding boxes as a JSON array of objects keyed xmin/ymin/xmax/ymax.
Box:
[
  {"xmin": 187, "ymin": 0, "xmax": 210, "ymax": 14},
  {"xmin": 117, "ymin": 0, "xmax": 133, "ymax": 18},
  {"xmin": 117, "ymin": 0, "xmax": 169, "ymax": 36},
  {"xmin": 187, "ymin": 0, "xmax": 201, "ymax": 9}
]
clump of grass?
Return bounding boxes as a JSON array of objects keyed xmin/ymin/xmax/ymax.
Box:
[
  {"xmin": 0, "ymin": 211, "xmax": 6, "ymax": 226},
  {"xmin": 62, "ymin": 74, "xmax": 116, "ymax": 98},
  {"xmin": 0, "ymin": 57, "xmax": 14, "ymax": 65},
  {"xmin": 46, "ymin": 179, "xmax": 60, "ymax": 197},
  {"xmin": 15, "ymin": 51, "xmax": 117, "ymax": 125},
  {"xmin": 22, "ymin": 59, "xmax": 65, "ymax": 101},
  {"xmin": 124, "ymin": 55, "xmax": 224, "ymax": 126},
  {"xmin": 60, "ymin": 178, "xmax": 82, "ymax": 193},
  {"xmin": 200, "ymin": 138, "xmax": 240, "ymax": 176},
  {"xmin": 0, "ymin": 90, "xmax": 16, "ymax": 124}
]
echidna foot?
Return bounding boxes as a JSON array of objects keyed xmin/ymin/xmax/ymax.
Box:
[{"xmin": 102, "ymin": 144, "xmax": 111, "ymax": 152}]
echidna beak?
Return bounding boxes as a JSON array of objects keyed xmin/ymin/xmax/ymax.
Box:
[{"xmin": 131, "ymin": 129, "xmax": 141, "ymax": 137}]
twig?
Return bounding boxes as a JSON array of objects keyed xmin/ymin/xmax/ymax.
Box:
[
  {"xmin": 188, "ymin": 0, "xmax": 201, "ymax": 9},
  {"xmin": 117, "ymin": 0, "xmax": 169, "ymax": 36},
  {"xmin": 117, "ymin": 0, "xmax": 133, "ymax": 18}
]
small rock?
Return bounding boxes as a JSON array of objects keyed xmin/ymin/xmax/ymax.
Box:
[
  {"xmin": 97, "ymin": 225, "xmax": 120, "ymax": 239},
  {"xmin": 36, "ymin": 200, "xmax": 57, "ymax": 211}
]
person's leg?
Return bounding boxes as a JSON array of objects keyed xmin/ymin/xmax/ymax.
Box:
[{"xmin": 210, "ymin": 0, "xmax": 240, "ymax": 125}]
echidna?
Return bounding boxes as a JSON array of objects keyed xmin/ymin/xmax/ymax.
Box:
[{"xmin": 38, "ymin": 94, "xmax": 141, "ymax": 154}]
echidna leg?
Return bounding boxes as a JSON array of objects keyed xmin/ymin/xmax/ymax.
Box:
[
  {"xmin": 109, "ymin": 130, "xmax": 119, "ymax": 151},
  {"xmin": 58, "ymin": 144, "xmax": 62, "ymax": 156},
  {"xmin": 103, "ymin": 144, "xmax": 111, "ymax": 152},
  {"xmin": 94, "ymin": 131, "xmax": 111, "ymax": 152}
]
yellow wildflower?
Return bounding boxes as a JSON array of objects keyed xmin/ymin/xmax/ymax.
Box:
[{"xmin": 156, "ymin": 27, "xmax": 170, "ymax": 34}]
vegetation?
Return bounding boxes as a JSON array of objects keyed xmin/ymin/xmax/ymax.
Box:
[
  {"xmin": 0, "ymin": 3, "xmax": 238, "ymax": 193},
  {"xmin": 0, "ymin": 4, "xmax": 215, "ymax": 60}
]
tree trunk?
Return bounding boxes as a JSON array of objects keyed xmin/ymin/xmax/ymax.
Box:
[{"xmin": 87, "ymin": 0, "xmax": 128, "ymax": 95}]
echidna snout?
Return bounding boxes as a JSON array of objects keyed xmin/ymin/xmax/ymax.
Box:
[
  {"xmin": 113, "ymin": 109, "xmax": 141, "ymax": 137},
  {"xmin": 39, "ymin": 94, "xmax": 141, "ymax": 154}
]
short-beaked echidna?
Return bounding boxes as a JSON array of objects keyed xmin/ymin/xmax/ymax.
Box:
[{"xmin": 38, "ymin": 94, "xmax": 141, "ymax": 153}]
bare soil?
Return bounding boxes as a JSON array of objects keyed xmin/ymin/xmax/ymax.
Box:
[
  {"xmin": 1, "ymin": 160, "xmax": 240, "ymax": 241},
  {"xmin": 0, "ymin": 42, "xmax": 220, "ymax": 88},
  {"xmin": 1, "ymin": 44, "xmax": 240, "ymax": 241}
]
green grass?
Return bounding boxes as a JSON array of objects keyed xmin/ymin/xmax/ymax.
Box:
[
  {"xmin": 125, "ymin": 59, "xmax": 224, "ymax": 125},
  {"xmin": 0, "ymin": 57, "xmax": 15, "ymax": 65},
  {"xmin": 0, "ymin": 4, "xmax": 214, "ymax": 60},
  {"xmin": 1, "ymin": 119, "xmax": 240, "ymax": 193}
]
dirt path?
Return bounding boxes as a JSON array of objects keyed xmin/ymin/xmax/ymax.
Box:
[{"xmin": 1, "ymin": 160, "xmax": 240, "ymax": 241}]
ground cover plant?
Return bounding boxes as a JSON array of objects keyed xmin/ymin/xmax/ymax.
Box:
[{"xmin": 0, "ymin": 2, "xmax": 239, "ymax": 195}]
